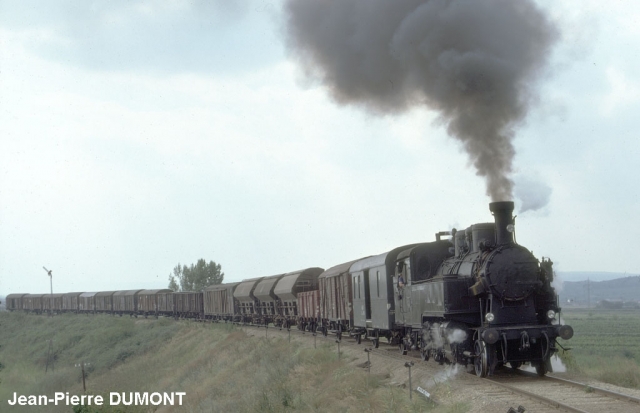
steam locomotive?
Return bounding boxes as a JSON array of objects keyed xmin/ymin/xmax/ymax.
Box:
[
  {"xmin": 371, "ymin": 201, "xmax": 574, "ymax": 377},
  {"xmin": 7, "ymin": 201, "xmax": 572, "ymax": 377}
]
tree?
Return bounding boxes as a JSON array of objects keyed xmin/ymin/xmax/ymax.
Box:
[{"xmin": 167, "ymin": 259, "xmax": 224, "ymax": 292}]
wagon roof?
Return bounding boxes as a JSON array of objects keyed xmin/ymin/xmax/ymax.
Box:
[
  {"xmin": 139, "ymin": 289, "xmax": 173, "ymax": 295},
  {"xmin": 281, "ymin": 267, "xmax": 325, "ymax": 278},
  {"xmin": 24, "ymin": 293, "xmax": 46, "ymax": 297},
  {"xmin": 62, "ymin": 292, "xmax": 85, "ymax": 297},
  {"xmin": 95, "ymin": 291, "xmax": 117, "ymax": 297},
  {"xmin": 318, "ymin": 258, "xmax": 369, "ymax": 279},
  {"xmin": 234, "ymin": 278, "xmax": 264, "ymax": 298},
  {"xmin": 274, "ymin": 268, "xmax": 324, "ymax": 294},
  {"xmin": 48, "ymin": 294, "xmax": 64, "ymax": 298},
  {"xmin": 349, "ymin": 244, "xmax": 422, "ymax": 272},
  {"xmin": 204, "ymin": 282, "xmax": 240, "ymax": 291},
  {"xmin": 6, "ymin": 293, "xmax": 28, "ymax": 299},
  {"xmin": 113, "ymin": 289, "xmax": 144, "ymax": 296},
  {"xmin": 80, "ymin": 292, "xmax": 99, "ymax": 298},
  {"xmin": 254, "ymin": 274, "xmax": 285, "ymax": 297}
]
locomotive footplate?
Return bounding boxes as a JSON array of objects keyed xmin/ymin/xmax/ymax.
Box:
[{"xmin": 479, "ymin": 324, "xmax": 573, "ymax": 345}]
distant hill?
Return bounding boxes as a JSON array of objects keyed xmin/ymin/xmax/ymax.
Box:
[
  {"xmin": 557, "ymin": 271, "xmax": 640, "ymax": 282},
  {"xmin": 558, "ymin": 276, "xmax": 640, "ymax": 307}
]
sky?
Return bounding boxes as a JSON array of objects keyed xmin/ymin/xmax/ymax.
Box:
[{"xmin": 1, "ymin": 0, "xmax": 639, "ymax": 295}]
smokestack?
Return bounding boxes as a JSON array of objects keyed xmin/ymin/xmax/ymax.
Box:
[{"xmin": 489, "ymin": 201, "xmax": 515, "ymax": 245}]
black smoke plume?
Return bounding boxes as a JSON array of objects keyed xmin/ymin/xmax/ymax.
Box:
[{"xmin": 284, "ymin": 0, "xmax": 558, "ymax": 201}]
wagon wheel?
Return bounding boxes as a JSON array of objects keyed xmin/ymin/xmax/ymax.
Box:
[
  {"xmin": 322, "ymin": 326, "xmax": 328, "ymax": 337},
  {"xmin": 399, "ymin": 342, "xmax": 408, "ymax": 356},
  {"xmin": 474, "ymin": 340, "xmax": 489, "ymax": 378},
  {"xmin": 535, "ymin": 360, "xmax": 549, "ymax": 377},
  {"xmin": 356, "ymin": 334, "xmax": 361, "ymax": 345},
  {"xmin": 509, "ymin": 361, "xmax": 522, "ymax": 370}
]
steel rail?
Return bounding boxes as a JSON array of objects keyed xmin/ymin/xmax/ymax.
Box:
[
  {"xmin": 545, "ymin": 374, "xmax": 640, "ymax": 405},
  {"xmin": 482, "ymin": 376, "xmax": 588, "ymax": 413}
]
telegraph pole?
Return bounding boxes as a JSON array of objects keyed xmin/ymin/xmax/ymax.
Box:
[{"xmin": 43, "ymin": 266, "xmax": 54, "ymax": 371}]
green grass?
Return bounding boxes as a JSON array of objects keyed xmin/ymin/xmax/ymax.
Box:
[
  {"xmin": 557, "ymin": 308, "xmax": 640, "ymax": 389},
  {"xmin": 0, "ymin": 313, "xmax": 467, "ymax": 412}
]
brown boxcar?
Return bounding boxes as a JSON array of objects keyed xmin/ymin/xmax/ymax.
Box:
[
  {"xmin": 173, "ymin": 292, "xmax": 204, "ymax": 319},
  {"xmin": 138, "ymin": 289, "xmax": 173, "ymax": 317},
  {"xmin": 233, "ymin": 278, "xmax": 264, "ymax": 323},
  {"xmin": 23, "ymin": 294, "xmax": 45, "ymax": 313},
  {"xmin": 62, "ymin": 292, "xmax": 84, "ymax": 313},
  {"xmin": 273, "ymin": 267, "xmax": 324, "ymax": 329},
  {"xmin": 157, "ymin": 291, "xmax": 174, "ymax": 316},
  {"xmin": 113, "ymin": 290, "xmax": 143, "ymax": 315},
  {"xmin": 204, "ymin": 283, "xmax": 239, "ymax": 321},
  {"xmin": 318, "ymin": 259, "xmax": 365, "ymax": 336},
  {"xmin": 6, "ymin": 293, "xmax": 27, "ymax": 311},
  {"xmin": 79, "ymin": 292, "xmax": 98, "ymax": 312},
  {"xmin": 95, "ymin": 291, "xmax": 117, "ymax": 313},
  {"xmin": 42, "ymin": 294, "xmax": 64, "ymax": 313},
  {"xmin": 298, "ymin": 290, "xmax": 320, "ymax": 331}
]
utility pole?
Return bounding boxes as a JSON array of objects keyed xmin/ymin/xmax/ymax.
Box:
[
  {"xmin": 43, "ymin": 266, "xmax": 55, "ymax": 372},
  {"xmin": 45, "ymin": 339, "xmax": 55, "ymax": 372},
  {"xmin": 43, "ymin": 267, "xmax": 53, "ymax": 316},
  {"xmin": 405, "ymin": 361, "xmax": 415, "ymax": 400},
  {"xmin": 75, "ymin": 362, "xmax": 91, "ymax": 392}
]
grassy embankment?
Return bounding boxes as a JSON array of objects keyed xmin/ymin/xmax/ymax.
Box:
[
  {"xmin": 557, "ymin": 308, "xmax": 640, "ymax": 389},
  {"xmin": 0, "ymin": 312, "xmax": 468, "ymax": 413}
]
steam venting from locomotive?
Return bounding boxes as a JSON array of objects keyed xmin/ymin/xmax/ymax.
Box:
[{"xmin": 284, "ymin": 0, "xmax": 558, "ymax": 201}]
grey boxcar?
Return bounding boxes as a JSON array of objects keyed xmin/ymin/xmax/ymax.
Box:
[
  {"xmin": 6, "ymin": 293, "xmax": 27, "ymax": 311},
  {"xmin": 42, "ymin": 294, "xmax": 64, "ymax": 313},
  {"xmin": 173, "ymin": 292, "xmax": 204, "ymax": 319},
  {"xmin": 157, "ymin": 291, "xmax": 174, "ymax": 316},
  {"xmin": 62, "ymin": 292, "xmax": 84, "ymax": 313},
  {"xmin": 138, "ymin": 289, "xmax": 173, "ymax": 317},
  {"xmin": 79, "ymin": 292, "xmax": 98, "ymax": 313},
  {"xmin": 204, "ymin": 283, "xmax": 240, "ymax": 321},
  {"xmin": 95, "ymin": 291, "xmax": 117, "ymax": 313},
  {"xmin": 23, "ymin": 294, "xmax": 45, "ymax": 313},
  {"xmin": 113, "ymin": 290, "xmax": 143, "ymax": 316}
]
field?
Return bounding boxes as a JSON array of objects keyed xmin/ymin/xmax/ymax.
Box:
[
  {"xmin": 0, "ymin": 312, "xmax": 467, "ymax": 413},
  {"xmin": 557, "ymin": 308, "xmax": 640, "ymax": 388}
]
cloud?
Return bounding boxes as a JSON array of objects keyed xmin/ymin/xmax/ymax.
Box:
[
  {"xmin": 514, "ymin": 174, "xmax": 552, "ymax": 213},
  {"xmin": 0, "ymin": 0, "xmax": 281, "ymax": 75},
  {"xmin": 600, "ymin": 67, "xmax": 640, "ymax": 116}
]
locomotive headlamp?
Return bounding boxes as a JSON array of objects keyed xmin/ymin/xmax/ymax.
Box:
[
  {"xmin": 547, "ymin": 310, "xmax": 556, "ymax": 320},
  {"xmin": 485, "ymin": 312, "xmax": 495, "ymax": 322}
]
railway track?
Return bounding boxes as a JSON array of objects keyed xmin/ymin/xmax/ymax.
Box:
[
  {"xmin": 485, "ymin": 370, "xmax": 640, "ymax": 413},
  {"xmin": 241, "ymin": 324, "xmax": 640, "ymax": 412}
]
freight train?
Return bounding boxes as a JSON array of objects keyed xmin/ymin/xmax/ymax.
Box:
[{"xmin": 6, "ymin": 201, "xmax": 573, "ymax": 377}]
